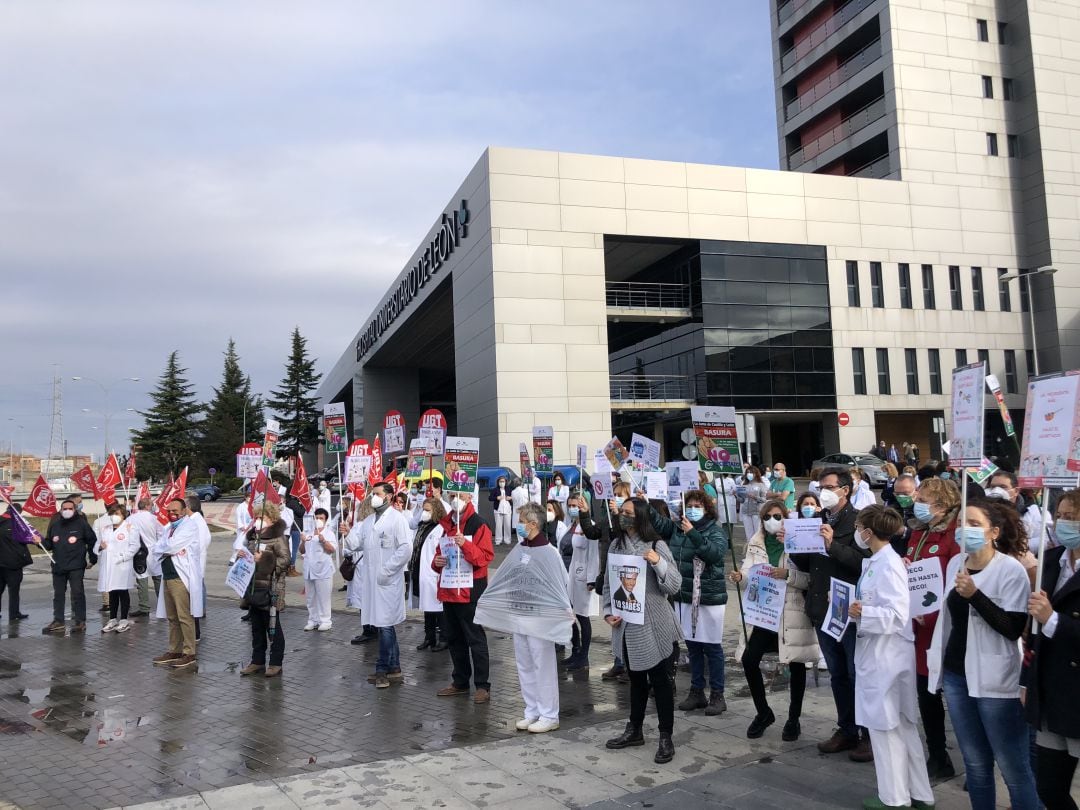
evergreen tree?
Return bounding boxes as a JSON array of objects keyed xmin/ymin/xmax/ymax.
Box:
[
  {"xmin": 131, "ymin": 351, "xmax": 203, "ymax": 479},
  {"xmin": 200, "ymin": 338, "xmax": 265, "ymax": 475},
  {"xmin": 266, "ymin": 327, "xmax": 322, "ymax": 457}
]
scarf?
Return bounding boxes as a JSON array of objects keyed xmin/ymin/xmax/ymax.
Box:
[{"xmin": 764, "ymin": 533, "xmax": 784, "ymax": 567}]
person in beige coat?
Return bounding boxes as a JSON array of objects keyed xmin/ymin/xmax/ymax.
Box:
[{"xmin": 729, "ymin": 500, "xmax": 820, "ymax": 741}]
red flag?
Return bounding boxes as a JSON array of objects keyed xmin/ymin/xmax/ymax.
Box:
[
  {"xmin": 154, "ymin": 467, "xmax": 188, "ymax": 525},
  {"xmin": 136, "ymin": 480, "xmax": 151, "ymax": 506},
  {"xmin": 124, "ymin": 453, "xmax": 137, "ymax": 485},
  {"xmin": 71, "ymin": 465, "xmax": 99, "ymax": 497},
  {"xmin": 368, "ymin": 435, "xmax": 383, "ymax": 487},
  {"xmin": 248, "ymin": 468, "xmax": 282, "ymax": 512},
  {"xmin": 347, "ymin": 481, "xmax": 367, "ymax": 501},
  {"xmin": 290, "ymin": 456, "xmax": 313, "ymax": 512},
  {"xmin": 95, "ymin": 455, "xmax": 123, "ymax": 504},
  {"xmin": 22, "ymin": 475, "xmax": 58, "ymax": 518}
]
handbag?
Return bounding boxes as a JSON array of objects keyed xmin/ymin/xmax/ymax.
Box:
[
  {"xmin": 133, "ymin": 540, "xmax": 149, "ymax": 575},
  {"xmin": 339, "ymin": 554, "xmax": 356, "ymax": 582}
]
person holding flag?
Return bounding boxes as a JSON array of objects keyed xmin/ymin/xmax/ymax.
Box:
[
  {"xmin": 41, "ymin": 498, "xmax": 98, "ymax": 635},
  {"xmin": 0, "ymin": 501, "xmax": 35, "ymax": 622}
]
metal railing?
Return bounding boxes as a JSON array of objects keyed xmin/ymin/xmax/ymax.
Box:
[
  {"xmin": 610, "ymin": 374, "xmax": 698, "ymax": 403},
  {"xmin": 784, "ymin": 38, "xmax": 882, "ymax": 120},
  {"xmin": 787, "ymin": 95, "xmax": 887, "ymax": 169},
  {"xmin": 848, "ymin": 153, "xmax": 891, "ymax": 178},
  {"xmin": 606, "ymin": 281, "xmax": 691, "ymax": 310},
  {"xmin": 777, "ymin": 0, "xmax": 815, "ymax": 25},
  {"xmin": 780, "ymin": 0, "xmax": 878, "ymax": 73}
]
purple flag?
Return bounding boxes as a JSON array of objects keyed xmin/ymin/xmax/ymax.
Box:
[{"xmin": 11, "ymin": 510, "xmax": 37, "ymax": 544}]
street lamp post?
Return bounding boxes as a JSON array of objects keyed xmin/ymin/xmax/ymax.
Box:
[
  {"xmin": 71, "ymin": 376, "xmax": 139, "ymax": 460},
  {"xmin": 999, "ymin": 266, "xmax": 1057, "ymax": 377}
]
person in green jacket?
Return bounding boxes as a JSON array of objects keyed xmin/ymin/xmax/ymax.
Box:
[{"xmin": 647, "ymin": 490, "xmax": 730, "ymax": 715}]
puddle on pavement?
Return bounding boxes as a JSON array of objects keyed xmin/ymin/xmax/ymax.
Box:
[{"xmin": 187, "ymin": 660, "xmax": 243, "ymax": 673}]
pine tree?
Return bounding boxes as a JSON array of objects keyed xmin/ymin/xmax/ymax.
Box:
[
  {"xmin": 200, "ymin": 339, "xmax": 266, "ymax": 475},
  {"xmin": 131, "ymin": 351, "xmax": 203, "ymax": 479},
  {"xmin": 266, "ymin": 327, "xmax": 322, "ymax": 457}
]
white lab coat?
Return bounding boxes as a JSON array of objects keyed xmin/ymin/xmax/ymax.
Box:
[
  {"xmin": 529, "ymin": 478, "xmax": 542, "ymax": 505},
  {"xmin": 152, "ymin": 518, "xmax": 205, "ymax": 619},
  {"xmin": 567, "ymin": 524, "xmax": 600, "ymax": 617},
  {"xmin": 716, "ymin": 477, "xmax": 738, "ymax": 524},
  {"xmin": 408, "ymin": 497, "xmax": 450, "ymax": 530},
  {"xmin": 547, "ymin": 484, "xmax": 570, "ymax": 506},
  {"xmin": 343, "ymin": 521, "xmax": 364, "ymax": 609},
  {"xmin": 93, "ymin": 520, "xmax": 140, "ymax": 593},
  {"xmin": 302, "ymin": 525, "xmax": 338, "ymax": 580},
  {"xmin": 411, "ymin": 524, "xmax": 445, "ymax": 613},
  {"xmin": 851, "ymin": 480, "xmax": 875, "ymax": 510},
  {"xmin": 129, "ymin": 511, "xmax": 160, "ymax": 580},
  {"xmin": 315, "ymin": 488, "xmax": 332, "ymax": 513},
  {"xmin": 854, "ymin": 544, "xmax": 917, "ymax": 731},
  {"xmin": 190, "ymin": 512, "xmax": 212, "ymax": 578},
  {"xmin": 511, "ymin": 485, "xmax": 531, "ymax": 523},
  {"xmin": 357, "ymin": 507, "xmax": 412, "ymax": 627}
]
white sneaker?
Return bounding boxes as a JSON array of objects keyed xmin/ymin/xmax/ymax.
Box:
[
  {"xmin": 316, "ymin": 623, "xmax": 332, "ymax": 632},
  {"xmin": 528, "ymin": 718, "xmax": 560, "ymax": 733},
  {"xmin": 516, "ymin": 716, "xmax": 539, "ymax": 731},
  {"xmin": 303, "ymin": 621, "xmax": 317, "ymax": 631},
  {"xmin": 115, "ymin": 620, "xmax": 131, "ymax": 633},
  {"xmin": 102, "ymin": 619, "xmax": 119, "ymax": 633}
]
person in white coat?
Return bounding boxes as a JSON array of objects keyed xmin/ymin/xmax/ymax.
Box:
[
  {"xmin": 129, "ymin": 498, "xmax": 160, "ymax": 616},
  {"xmin": 93, "ymin": 505, "xmax": 118, "ymax": 613},
  {"xmin": 358, "ymin": 482, "xmax": 413, "ymax": 688},
  {"xmin": 409, "ymin": 497, "xmax": 448, "ymax": 650},
  {"xmin": 301, "ymin": 507, "xmax": 337, "ymax": 631},
  {"xmin": 547, "ymin": 473, "xmax": 570, "ymax": 509},
  {"xmin": 315, "ymin": 481, "xmax": 332, "ymax": 513},
  {"xmin": 186, "ymin": 496, "xmax": 213, "ymax": 641},
  {"xmin": 850, "ymin": 468, "xmax": 876, "ymax": 511},
  {"xmin": 848, "ymin": 505, "xmax": 934, "ymax": 810},
  {"xmin": 488, "ymin": 475, "xmax": 514, "ymax": 546},
  {"xmin": 151, "ymin": 498, "xmax": 204, "ymax": 669},
  {"xmin": 563, "ymin": 494, "xmax": 601, "ymax": 671},
  {"xmin": 95, "ymin": 507, "xmax": 140, "ymax": 633}
]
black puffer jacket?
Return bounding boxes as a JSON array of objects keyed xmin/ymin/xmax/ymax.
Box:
[
  {"xmin": 0, "ymin": 515, "xmax": 33, "ymax": 569},
  {"xmin": 647, "ymin": 506, "xmax": 729, "ymax": 606},
  {"xmin": 42, "ymin": 513, "xmax": 98, "ymax": 573}
]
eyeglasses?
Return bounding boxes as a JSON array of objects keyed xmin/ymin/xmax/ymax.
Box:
[{"xmin": 820, "ymin": 484, "xmax": 844, "ymax": 491}]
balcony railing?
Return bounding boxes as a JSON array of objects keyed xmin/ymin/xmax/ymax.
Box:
[
  {"xmin": 606, "ymin": 282, "xmax": 691, "ymax": 310},
  {"xmin": 784, "ymin": 38, "xmax": 882, "ymax": 120},
  {"xmin": 777, "ymin": 0, "xmax": 815, "ymax": 25},
  {"xmin": 848, "ymin": 154, "xmax": 891, "ymax": 178},
  {"xmin": 787, "ymin": 95, "xmax": 886, "ymax": 169},
  {"xmin": 780, "ymin": 0, "xmax": 878, "ymax": 73},
  {"xmin": 610, "ymin": 374, "xmax": 698, "ymax": 403}
]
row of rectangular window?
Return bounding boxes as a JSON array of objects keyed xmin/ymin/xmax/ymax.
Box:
[
  {"xmin": 982, "ymin": 75, "xmax": 1015, "ymax": 100},
  {"xmin": 851, "ymin": 347, "xmax": 1024, "ymax": 397},
  {"xmin": 987, "ymin": 132, "xmax": 1020, "ymax": 157},
  {"xmin": 976, "ymin": 19, "xmax": 1007, "ymax": 44},
  {"xmin": 846, "ymin": 261, "xmax": 1029, "ymax": 312}
]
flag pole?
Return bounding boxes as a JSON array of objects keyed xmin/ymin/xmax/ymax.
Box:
[
  {"xmin": 718, "ymin": 472, "xmax": 749, "ymax": 646},
  {"xmin": 1032, "ymin": 484, "xmax": 1052, "ymax": 634}
]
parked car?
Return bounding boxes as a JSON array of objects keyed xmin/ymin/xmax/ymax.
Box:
[
  {"xmin": 811, "ymin": 453, "xmax": 889, "ymax": 488},
  {"xmin": 191, "ymin": 484, "xmax": 222, "ymax": 502}
]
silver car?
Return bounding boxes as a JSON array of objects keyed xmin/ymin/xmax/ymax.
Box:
[{"xmin": 811, "ymin": 453, "xmax": 890, "ymax": 488}]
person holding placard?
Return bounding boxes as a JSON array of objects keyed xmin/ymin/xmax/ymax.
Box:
[
  {"xmin": 409, "ymin": 497, "xmax": 448, "ymax": 651},
  {"xmin": 237, "ymin": 501, "xmax": 289, "ymax": 677},
  {"xmin": 300, "ymin": 508, "xmax": 337, "ymax": 632},
  {"xmin": 598, "ymin": 480, "xmax": 632, "ymax": 682},
  {"xmin": 905, "ymin": 477, "xmax": 961, "ymax": 779},
  {"xmin": 731, "ymin": 500, "xmax": 819, "ymax": 740},
  {"xmin": 769, "ymin": 463, "xmax": 796, "ymax": 511},
  {"xmin": 1025, "ymin": 489, "xmax": 1080, "ymax": 809},
  {"xmin": 849, "ymin": 505, "xmax": 935, "ymax": 810},
  {"xmin": 603, "ymin": 498, "xmax": 682, "ymax": 764},
  {"xmin": 561, "ymin": 493, "xmax": 601, "ymax": 671},
  {"xmin": 926, "ymin": 500, "xmax": 1037, "ymax": 810},
  {"xmin": 645, "ymin": 490, "xmax": 729, "ymax": 716}
]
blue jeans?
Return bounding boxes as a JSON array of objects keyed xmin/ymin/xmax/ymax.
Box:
[
  {"xmin": 289, "ymin": 529, "xmax": 301, "ymax": 565},
  {"xmin": 686, "ymin": 640, "xmax": 725, "ymax": 692},
  {"xmin": 942, "ymin": 670, "xmax": 1038, "ymax": 810},
  {"xmin": 816, "ymin": 623, "xmax": 858, "ymax": 738},
  {"xmin": 376, "ymin": 626, "xmax": 400, "ymax": 674}
]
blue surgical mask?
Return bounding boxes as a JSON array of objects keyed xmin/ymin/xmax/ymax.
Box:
[
  {"xmin": 940, "ymin": 472, "xmax": 952, "ymax": 480},
  {"xmin": 1054, "ymin": 519, "xmax": 1080, "ymax": 549},
  {"xmin": 685, "ymin": 507, "xmax": 704, "ymax": 522},
  {"xmin": 800, "ymin": 505, "xmax": 817, "ymax": 519},
  {"xmin": 169, "ymin": 517, "xmax": 184, "ymax": 530},
  {"xmin": 516, "ymin": 523, "xmax": 527, "ymax": 538},
  {"xmin": 960, "ymin": 525, "xmax": 986, "ymax": 553},
  {"xmin": 568, "ymin": 507, "xmax": 580, "ymax": 519},
  {"xmin": 614, "ymin": 496, "xmax": 625, "ymax": 508},
  {"xmin": 913, "ymin": 502, "xmax": 933, "ymax": 523}
]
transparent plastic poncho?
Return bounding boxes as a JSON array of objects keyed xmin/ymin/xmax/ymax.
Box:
[{"xmin": 474, "ymin": 542, "xmax": 575, "ymax": 645}]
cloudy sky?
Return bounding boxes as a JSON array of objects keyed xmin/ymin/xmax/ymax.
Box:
[{"xmin": 0, "ymin": 1, "xmax": 776, "ymax": 461}]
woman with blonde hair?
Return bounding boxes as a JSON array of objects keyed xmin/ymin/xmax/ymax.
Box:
[{"xmin": 239, "ymin": 501, "xmax": 290, "ymax": 677}]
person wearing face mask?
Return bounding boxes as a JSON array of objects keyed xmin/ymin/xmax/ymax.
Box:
[
  {"xmin": 560, "ymin": 492, "xmax": 602, "ymax": 671},
  {"xmin": 740, "ymin": 466, "xmax": 768, "ymax": 541},
  {"xmin": 432, "ymin": 492, "xmax": 495, "ymax": 702},
  {"xmin": 300, "ymin": 508, "xmax": 337, "ymax": 631},
  {"xmin": 849, "ymin": 505, "xmax": 935, "ymax": 810},
  {"xmin": 127, "ymin": 498, "xmax": 157, "ymax": 618},
  {"xmin": 927, "ymin": 500, "xmax": 1037, "ymax": 810},
  {"xmin": 603, "ymin": 498, "xmax": 683, "ymax": 764},
  {"xmin": 238, "ymin": 501, "xmax": 290, "ymax": 677},
  {"xmin": 1024, "ymin": 489, "xmax": 1080, "ymax": 809},
  {"xmin": 543, "ymin": 500, "xmax": 568, "ymax": 548},
  {"xmin": 597, "ymin": 480, "xmax": 632, "ymax": 682},
  {"xmin": 786, "ymin": 468, "xmax": 873, "ymax": 761},
  {"xmin": 92, "ymin": 504, "xmax": 121, "ymax": 614},
  {"xmin": 795, "ymin": 491, "xmax": 822, "ymax": 520},
  {"xmin": 883, "ymin": 473, "xmax": 917, "ymax": 532},
  {"xmin": 985, "ymin": 471, "xmax": 1052, "ymax": 559},
  {"xmin": 410, "ymin": 497, "xmax": 448, "ymax": 651},
  {"xmin": 850, "ymin": 467, "xmax": 875, "ymax": 511},
  {"xmin": 768, "ymin": 463, "xmax": 795, "ymax": 511},
  {"xmin": 315, "ymin": 481, "xmax": 332, "ymax": 513},
  {"xmin": 151, "ymin": 498, "xmax": 205, "ymax": 670},
  {"xmin": 902, "ymin": 477, "xmax": 961, "ymax": 779},
  {"xmin": 547, "ymin": 473, "xmax": 570, "ymax": 509},
  {"xmin": 730, "ymin": 499, "xmax": 819, "ymax": 740},
  {"xmin": 881, "ymin": 462, "xmax": 899, "ymax": 504},
  {"xmin": 41, "ymin": 499, "xmax": 98, "ymax": 635},
  {"xmin": 354, "ymin": 483, "xmax": 413, "ymax": 688},
  {"xmin": 0, "ymin": 502, "xmax": 37, "ymax": 623},
  {"xmin": 488, "ymin": 476, "xmax": 514, "ymax": 547},
  {"xmin": 94, "ymin": 505, "xmax": 140, "ymax": 634}
]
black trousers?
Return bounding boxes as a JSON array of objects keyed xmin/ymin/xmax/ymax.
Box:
[
  {"xmin": 1035, "ymin": 744, "xmax": 1078, "ymax": 810},
  {"xmin": 629, "ymin": 659, "xmax": 675, "ymax": 734},
  {"xmin": 916, "ymin": 673, "xmax": 948, "ymax": 759},
  {"xmin": 250, "ymin": 608, "xmax": 285, "ymax": 667},
  {"xmin": 52, "ymin": 570, "xmax": 86, "ymax": 622},
  {"xmin": 0, "ymin": 567, "xmax": 24, "ymax": 616},
  {"xmin": 108, "ymin": 589, "xmax": 130, "ymax": 620},
  {"xmin": 424, "ymin": 611, "xmax": 447, "ymax": 644},
  {"xmin": 444, "ymin": 595, "xmax": 489, "ymax": 690},
  {"xmin": 741, "ymin": 627, "xmax": 806, "ymax": 720}
]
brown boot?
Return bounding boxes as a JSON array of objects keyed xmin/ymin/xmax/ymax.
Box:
[
  {"xmin": 264, "ymin": 666, "xmax": 282, "ymax": 678},
  {"xmin": 818, "ymin": 729, "xmax": 859, "ymax": 754},
  {"xmin": 849, "ymin": 733, "xmax": 874, "ymax": 762},
  {"xmin": 240, "ymin": 664, "xmax": 265, "ymax": 676},
  {"xmin": 153, "ymin": 651, "xmax": 183, "ymax": 666},
  {"xmin": 169, "ymin": 655, "xmax": 197, "ymax": 669},
  {"xmin": 437, "ymin": 684, "xmax": 469, "ymax": 697},
  {"xmin": 286, "ymin": 566, "xmax": 300, "ymax": 578}
]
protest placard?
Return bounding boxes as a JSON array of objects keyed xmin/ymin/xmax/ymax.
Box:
[
  {"xmin": 592, "ymin": 475, "xmax": 614, "ymax": 500},
  {"xmin": 519, "ymin": 442, "xmax": 534, "ymax": 481},
  {"xmin": 823, "ymin": 577, "xmax": 854, "ymax": 641},
  {"xmin": 782, "ymin": 517, "xmax": 825, "ymax": 554},
  {"xmin": 666, "ymin": 461, "xmax": 699, "ymax": 495},
  {"xmin": 594, "ymin": 449, "xmax": 613, "ymax": 474},
  {"xmin": 629, "ymin": 433, "xmax": 661, "ymax": 470},
  {"xmin": 236, "ymin": 442, "xmax": 262, "ymax": 479},
  {"xmin": 261, "ymin": 420, "xmax": 280, "ymax": 468},
  {"xmin": 383, "ymin": 410, "xmax": 406, "ymax": 455},
  {"xmin": 965, "ymin": 457, "xmax": 999, "ymax": 486},
  {"xmin": 1018, "ymin": 370, "xmax": 1080, "ymax": 487},
  {"xmin": 607, "ymin": 553, "xmax": 646, "ymax": 625},
  {"xmin": 743, "ymin": 564, "xmax": 787, "ymax": 632},
  {"xmin": 404, "ymin": 439, "xmax": 428, "ymax": 479},
  {"xmin": 949, "ymin": 362, "xmax": 986, "ymax": 467},
  {"xmin": 643, "ymin": 471, "xmax": 668, "ymax": 499},
  {"xmin": 418, "ymin": 409, "xmax": 447, "ymax": 455},
  {"xmin": 323, "ymin": 403, "xmax": 348, "ymax": 453},
  {"xmin": 439, "ymin": 535, "xmax": 474, "ymax": 589},
  {"xmin": 907, "ymin": 559, "xmax": 944, "ymax": 618},
  {"xmin": 690, "ymin": 406, "xmax": 743, "ymax": 474},
  {"xmin": 532, "ymin": 426, "xmax": 554, "ymax": 475},
  {"xmin": 602, "ymin": 437, "xmax": 629, "ymax": 470},
  {"xmin": 226, "ymin": 555, "xmax": 255, "ymax": 598},
  {"xmin": 443, "ymin": 436, "xmax": 480, "ymax": 494}
]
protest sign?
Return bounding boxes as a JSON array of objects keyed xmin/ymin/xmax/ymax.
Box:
[
  {"xmin": 443, "ymin": 436, "xmax": 480, "ymax": 494},
  {"xmin": 519, "ymin": 443, "xmax": 534, "ymax": 481},
  {"xmin": 643, "ymin": 471, "xmax": 668, "ymax": 499},
  {"xmin": 383, "ymin": 410, "xmax": 406, "ymax": 455},
  {"xmin": 594, "ymin": 449, "xmax": 613, "ymax": 474},
  {"xmin": 404, "ymin": 439, "xmax": 428, "ymax": 479},
  {"xmin": 629, "ymin": 433, "xmax": 661, "ymax": 470},
  {"xmin": 782, "ymin": 517, "xmax": 825, "ymax": 554},
  {"xmin": 823, "ymin": 577, "xmax": 854, "ymax": 641},
  {"xmin": 949, "ymin": 363, "xmax": 986, "ymax": 467},
  {"xmin": 261, "ymin": 420, "xmax": 280, "ymax": 468},
  {"xmin": 691, "ymin": 406, "xmax": 743, "ymax": 474},
  {"xmin": 225, "ymin": 555, "xmax": 256, "ymax": 599},
  {"xmin": 743, "ymin": 564, "xmax": 787, "ymax": 632},
  {"xmin": 907, "ymin": 559, "xmax": 944, "ymax": 618},
  {"xmin": 236, "ymin": 442, "xmax": 262, "ymax": 479},
  {"xmin": 576, "ymin": 443, "xmax": 588, "ymax": 470},
  {"xmin": 532, "ymin": 426, "xmax": 554, "ymax": 475},
  {"xmin": 1018, "ymin": 370, "xmax": 1080, "ymax": 487},
  {"xmin": 474, "ymin": 543, "xmax": 574, "ymax": 645},
  {"xmin": 965, "ymin": 457, "xmax": 999, "ymax": 486},
  {"xmin": 607, "ymin": 553, "xmax": 646, "ymax": 625},
  {"xmin": 666, "ymin": 461, "xmax": 699, "ymax": 495},
  {"xmin": 602, "ymin": 436, "xmax": 630, "ymax": 470},
  {"xmin": 592, "ymin": 475, "xmax": 614, "ymax": 500},
  {"xmin": 418, "ymin": 409, "xmax": 447, "ymax": 455},
  {"xmin": 439, "ymin": 534, "xmax": 474, "ymax": 589},
  {"xmin": 344, "ymin": 439, "xmax": 371, "ymax": 484},
  {"xmin": 323, "ymin": 403, "xmax": 348, "ymax": 453}
]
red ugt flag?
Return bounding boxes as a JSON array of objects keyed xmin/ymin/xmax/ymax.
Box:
[
  {"xmin": 136, "ymin": 480, "xmax": 151, "ymax": 506},
  {"xmin": 23, "ymin": 475, "xmax": 58, "ymax": 518},
  {"xmin": 71, "ymin": 465, "xmax": 99, "ymax": 497},
  {"xmin": 248, "ymin": 468, "xmax": 282, "ymax": 511},
  {"xmin": 95, "ymin": 454, "xmax": 124, "ymax": 504},
  {"xmin": 290, "ymin": 456, "xmax": 313, "ymax": 513},
  {"xmin": 124, "ymin": 453, "xmax": 137, "ymax": 485}
]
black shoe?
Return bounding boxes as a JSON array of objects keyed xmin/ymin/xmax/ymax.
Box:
[
  {"xmin": 605, "ymin": 722, "xmax": 645, "ymax": 749},
  {"xmin": 240, "ymin": 613, "xmax": 251, "ymax": 622},
  {"xmin": 704, "ymin": 691, "xmax": 727, "ymax": 716},
  {"xmin": 129, "ymin": 610, "xmax": 148, "ymax": 618},
  {"xmin": 351, "ymin": 633, "xmax": 376, "ymax": 645},
  {"xmin": 416, "ymin": 640, "xmax": 432, "ymax": 651},
  {"xmin": 431, "ymin": 641, "xmax": 449, "ymax": 652},
  {"xmin": 678, "ymin": 687, "xmax": 707, "ymax": 712},
  {"xmin": 782, "ymin": 718, "xmax": 801, "ymax": 741},
  {"xmin": 99, "ymin": 604, "xmax": 110, "ymax": 612},
  {"xmin": 565, "ymin": 655, "xmax": 588, "ymax": 672},
  {"xmin": 926, "ymin": 751, "xmax": 955, "ymax": 780},
  {"xmin": 12, "ymin": 613, "xmax": 29, "ymax": 621},
  {"xmin": 601, "ymin": 665, "xmax": 625, "ymax": 681},
  {"xmin": 559, "ymin": 649, "xmax": 581, "ymax": 666},
  {"xmin": 746, "ymin": 709, "xmax": 776, "ymax": 739},
  {"xmin": 654, "ymin": 732, "xmax": 675, "ymax": 764}
]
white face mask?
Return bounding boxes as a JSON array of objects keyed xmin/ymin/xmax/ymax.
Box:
[
  {"xmin": 319, "ymin": 484, "xmax": 327, "ymax": 491},
  {"xmin": 763, "ymin": 516, "xmax": 783, "ymax": 534},
  {"xmin": 420, "ymin": 510, "xmax": 433, "ymax": 523},
  {"xmin": 546, "ymin": 510, "xmax": 556, "ymax": 522},
  {"xmin": 984, "ymin": 486, "xmax": 1011, "ymax": 501},
  {"xmin": 254, "ymin": 518, "xmax": 264, "ymax": 530},
  {"xmin": 111, "ymin": 515, "xmax": 123, "ymax": 526},
  {"xmin": 61, "ymin": 509, "xmax": 75, "ymax": 520},
  {"xmin": 818, "ymin": 488, "xmax": 840, "ymax": 510},
  {"xmin": 370, "ymin": 495, "xmax": 385, "ymax": 509},
  {"xmin": 451, "ymin": 497, "xmax": 465, "ymax": 512},
  {"xmin": 315, "ymin": 519, "xmax": 326, "ymax": 529},
  {"xmin": 855, "ymin": 530, "xmax": 871, "ymax": 550}
]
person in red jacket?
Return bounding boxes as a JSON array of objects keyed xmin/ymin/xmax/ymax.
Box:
[
  {"xmin": 432, "ymin": 492, "xmax": 495, "ymax": 703},
  {"xmin": 906, "ymin": 477, "xmax": 962, "ymax": 780}
]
